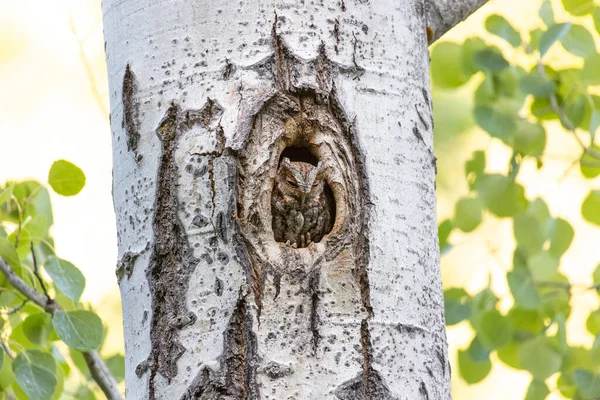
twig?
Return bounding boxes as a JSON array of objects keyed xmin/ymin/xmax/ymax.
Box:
[
  {"xmin": 2, "ymin": 298, "xmax": 29, "ymax": 315},
  {"xmin": 66, "ymin": 8, "xmax": 109, "ymax": 120},
  {"xmin": 30, "ymin": 243, "xmax": 50, "ymax": 301},
  {"xmin": 0, "ymin": 257, "xmax": 123, "ymax": 400},
  {"xmin": 1, "ymin": 342, "xmax": 16, "ymax": 360},
  {"xmin": 535, "ymin": 61, "xmax": 600, "ymax": 160}
]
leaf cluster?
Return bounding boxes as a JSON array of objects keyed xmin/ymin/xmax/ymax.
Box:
[
  {"xmin": 433, "ymin": 1, "xmax": 600, "ymax": 398},
  {"xmin": 0, "ymin": 161, "xmax": 123, "ymax": 399}
]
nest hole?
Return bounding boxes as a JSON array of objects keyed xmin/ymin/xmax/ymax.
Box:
[{"xmin": 278, "ymin": 146, "xmax": 319, "ymax": 167}]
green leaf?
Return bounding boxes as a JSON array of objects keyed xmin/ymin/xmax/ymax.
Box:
[
  {"xmin": 557, "ymin": 373, "xmax": 578, "ymax": 398},
  {"xmin": 23, "ymin": 313, "xmax": 54, "ymax": 346},
  {"xmin": 473, "ymin": 49, "xmax": 510, "ymax": 72},
  {"xmin": 528, "ymin": 251, "xmax": 560, "ymax": 281},
  {"xmin": 467, "ymin": 336, "xmax": 491, "ymax": 362},
  {"xmin": 529, "ymin": 28, "xmax": 544, "ymax": 52},
  {"xmin": 519, "ymin": 336, "xmax": 562, "ymax": 379},
  {"xmin": 573, "ymin": 369, "xmax": 600, "ymax": 398},
  {"xmin": 0, "ymin": 236, "xmax": 21, "ymax": 271},
  {"xmin": 547, "ymin": 218, "xmax": 574, "ymax": 258},
  {"xmin": 477, "ymin": 309, "xmax": 513, "ymax": 349},
  {"xmin": 538, "ymin": 274, "xmax": 571, "ymax": 318},
  {"xmin": 527, "ymin": 198, "xmax": 551, "ymax": 226},
  {"xmin": 453, "ymin": 197, "xmax": 483, "ymax": 233},
  {"xmin": 514, "ymin": 214, "xmax": 545, "ymax": 257},
  {"xmin": 438, "ymin": 219, "xmax": 454, "ymax": 254},
  {"xmin": 0, "ymin": 351, "xmax": 13, "ymax": 390},
  {"xmin": 474, "ymin": 106, "xmax": 516, "ymax": 142},
  {"xmin": 525, "ymin": 379, "xmax": 549, "ymax": 400},
  {"xmin": 509, "ymin": 308, "xmax": 544, "ymax": 334},
  {"xmin": 540, "ymin": 0, "xmax": 554, "ymax": 26},
  {"xmin": 444, "ymin": 288, "xmax": 472, "ymax": 325},
  {"xmin": 514, "ymin": 120, "xmax": 546, "ymax": 156},
  {"xmin": 508, "ymin": 268, "xmax": 541, "ymax": 309},
  {"xmin": 44, "ymin": 256, "xmax": 85, "ymax": 302},
  {"xmin": 583, "ymin": 54, "xmax": 600, "ymax": 85},
  {"xmin": 0, "ymin": 184, "xmax": 14, "ymax": 207},
  {"xmin": 47, "ymin": 160, "xmax": 85, "ymax": 197},
  {"xmin": 476, "ymin": 174, "xmax": 528, "ymax": 217},
  {"xmin": 589, "ymin": 110, "xmax": 600, "ymax": 142},
  {"xmin": 519, "ymin": 73, "xmax": 556, "ymax": 98},
  {"xmin": 539, "ymin": 23, "xmax": 571, "ymax": 58},
  {"xmin": 431, "ymin": 42, "xmax": 470, "ymax": 89},
  {"xmin": 587, "ymin": 310, "xmax": 600, "ymax": 335},
  {"xmin": 485, "ymin": 14, "xmax": 521, "ymax": 47},
  {"xmin": 561, "ymin": 24, "xmax": 596, "ymax": 57},
  {"xmin": 562, "ymin": 0, "xmax": 594, "ymax": 16},
  {"xmin": 52, "ymin": 310, "xmax": 103, "ymax": 351},
  {"xmin": 579, "ymin": 145, "xmax": 600, "ymax": 179},
  {"xmin": 531, "ymin": 96, "xmax": 559, "ymax": 121},
  {"xmin": 465, "ymin": 151, "xmax": 486, "ymax": 177},
  {"xmin": 497, "ymin": 341, "xmax": 522, "ymax": 369},
  {"xmin": 564, "ymin": 94, "xmax": 588, "ymax": 130},
  {"xmin": 595, "ymin": 8, "xmax": 600, "ymax": 35},
  {"xmin": 582, "ymin": 190, "xmax": 600, "ymax": 225},
  {"xmin": 594, "ymin": 263, "xmax": 600, "ymax": 285},
  {"xmin": 12, "ymin": 350, "xmax": 57, "ymax": 400},
  {"xmin": 106, "ymin": 354, "xmax": 125, "ymax": 382},
  {"xmin": 458, "ymin": 349, "xmax": 492, "ymax": 384},
  {"xmin": 461, "ymin": 37, "xmax": 487, "ymax": 77}
]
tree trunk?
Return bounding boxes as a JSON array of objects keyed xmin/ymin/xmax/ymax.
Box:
[{"xmin": 103, "ymin": 0, "xmax": 451, "ymax": 398}]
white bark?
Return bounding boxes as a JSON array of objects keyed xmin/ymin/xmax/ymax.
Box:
[{"xmin": 103, "ymin": 0, "xmax": 450, "ymax": 398}]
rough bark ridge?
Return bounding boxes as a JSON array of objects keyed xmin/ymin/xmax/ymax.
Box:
[{"xmin": 145, "ymin": 100, "xmax": 224, "ymax": 398}]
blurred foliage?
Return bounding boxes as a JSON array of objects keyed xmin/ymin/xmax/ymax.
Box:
[
  {"xmin": 0, "ymin": 162, "xmax": 123, "ymax": 399},
  {"xmin": 433, "ymin": 0, "xmax": 600, "ymax": 398}
]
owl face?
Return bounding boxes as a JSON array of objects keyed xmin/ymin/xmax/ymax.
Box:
[{"xmin": 276, "ymin": 158, "xmax": 325, "ymax": 204}]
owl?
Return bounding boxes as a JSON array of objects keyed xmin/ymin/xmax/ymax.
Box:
[{"xmin": 271, "ymin": 157, "xmax": 334, "ymax": 248}]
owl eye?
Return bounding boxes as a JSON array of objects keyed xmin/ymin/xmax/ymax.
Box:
[{"xmin": 286, "ymin": 177, "xmax": 298, "ymax": 188}]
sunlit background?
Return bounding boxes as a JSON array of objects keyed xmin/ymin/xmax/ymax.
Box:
[{"xmin": 0, "ymin": 0, "xmax": 598, "ymax": 398}]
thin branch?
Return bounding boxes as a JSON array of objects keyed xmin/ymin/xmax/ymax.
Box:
[
  {"xmin": 535, "ymin": 61, "xmax": 600, "ymax": 160},
  {"xmin": 1, "ymin": 342, "xmax": 16, "ymax": 360},
  {"xmin": 0, "ymin": 257, "xmax": 123, "ymax": 400},
  {"xmin": 2, "ymin": 298, "xmax": 29, "ymax": 315},
  {"xmin": 66, "ymin": 8, "xmax": 109, "ymax": 120},
  {"xmin": 30, "ymin": 243, "xmax": 50, "ymax": 301},
  {"xmin": 425, "ymin": 0, "xmax": 489, "ymax": 44}
]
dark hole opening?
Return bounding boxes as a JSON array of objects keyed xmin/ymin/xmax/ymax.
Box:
[{"xmin": 278, "ymin": 146, "xmax": 319, "ymax": 167}]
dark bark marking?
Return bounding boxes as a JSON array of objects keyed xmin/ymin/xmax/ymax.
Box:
[
  {"xmin": 115, "ymin": 250, "xmax": 140, "ymax": 282},
  {"xmin": 333, "ymin": 19, "xmax": 341, "ymax": 54},
  {"xmin": 419, "ymin": 381, "xmax": 430, "ymax": 399},
  {"xmin": 415, "ymin": 104, "xmax": 429, "ymax": 130},
  {"xmin": 180, "ymin": 293, "xmax": 259, "ymax": 400},
  {"xmin": 122, "ymin": 64, "xmax": 143, "ymax": 163},
  {"xmin": 258, "ymin": 361, "xmax": 293, "ymax": 380},
  {"xmin": 271, "ymin": 13, "xmax": 294, "ymax": 91},
  {"xmin": 309, "ymin": 271, "xmax": 321, "ymax": 353},
  {"xmin": 146, "ymin": 99, "xmax": 225, "ymax": 399},
  {"xmin": 334, "ymin": 320, "xmax": 396, "ymax": 399}
]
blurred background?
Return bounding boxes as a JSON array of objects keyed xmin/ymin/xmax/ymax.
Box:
[{"xmin": 0, "ymin": 0, "xmax": 598, "ymax": 398}]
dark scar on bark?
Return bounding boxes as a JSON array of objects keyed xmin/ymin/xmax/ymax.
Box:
[
  {"xmin": 145, "ymin": 99, "xmax": 224, "ymax": 399},
  {"xmin": 334, "ymin": 320, "xmax": 396, "ymax": 399},
  {"xmin": 122, "ymin": 64, "xmax": 143, "ymax": 163},
  {"xmin": 180, "ymin": 293, "xmax": 259, "ymax": 400}
]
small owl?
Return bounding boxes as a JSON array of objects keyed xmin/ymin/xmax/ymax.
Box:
[{"xmin": 271, "ymin": 157, "xmax": 334, "ymax": 248}]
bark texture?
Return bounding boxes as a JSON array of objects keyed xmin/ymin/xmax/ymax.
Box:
[{"xmin": 103, "ymin": 0, "xmax": 451, "ymax": 398}]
